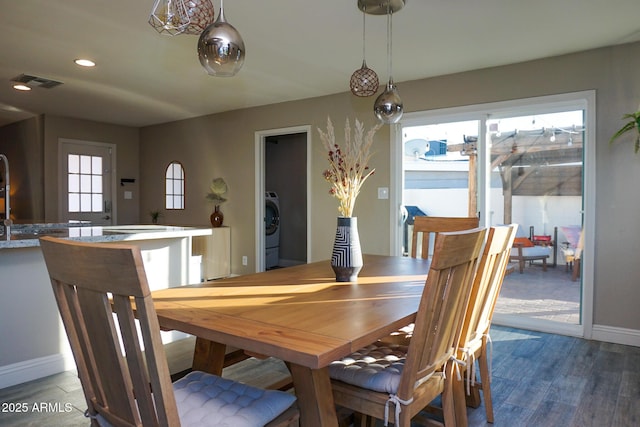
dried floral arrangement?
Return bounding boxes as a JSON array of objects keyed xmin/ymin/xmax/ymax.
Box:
[{"xmin": 318, "ymin": 117, "xmax": 381, "ymax": 217}]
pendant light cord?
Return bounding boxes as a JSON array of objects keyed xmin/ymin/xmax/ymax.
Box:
[
  {"xmin": 362, "ymin": 11, "xmax": 366, "ymax": 62},
  {"xmin": 386, "ymin": 4, "xmax": 393, "ymax": 82}
]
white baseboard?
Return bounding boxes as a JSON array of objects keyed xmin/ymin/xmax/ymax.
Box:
[
  {"xmin": 0, "ymin": 354, "xmax": 74, "ymax": 389},
  {"xmin": 493, "ymin": 314, "xmax": 640, "ymax": 348},
  {"xmin": 591, "ymin": 324, "xmax": 640, "ymax": 347}
]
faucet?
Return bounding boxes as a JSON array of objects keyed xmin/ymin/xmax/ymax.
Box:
[{"xmin": 0, "ymin": 154, "xmax": 10, "ymax": 227}]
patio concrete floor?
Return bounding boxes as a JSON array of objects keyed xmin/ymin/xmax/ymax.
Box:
[{"xmin": 494, "ymin": 260, "xmax": 581, "ymax": 324}]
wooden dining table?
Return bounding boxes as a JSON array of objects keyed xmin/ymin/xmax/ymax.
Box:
[{"xmin": 151, "ymin": 254, "xmax": 429, "ymax": 427}]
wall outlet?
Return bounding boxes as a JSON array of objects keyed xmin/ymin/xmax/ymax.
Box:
[{"xmin": 242, "ymin": 256, "xmax": 248, "ymax": 266}]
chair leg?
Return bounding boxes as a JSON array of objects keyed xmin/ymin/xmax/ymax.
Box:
[
  {"xmin": 572, "ymin": 258, "xmax": 580, "ymax": 281},
  {"xmin": 443, "ymin": 364, "xmax": 466, "ymax": 427},
  {"xmin": 478, "ymin": 348, "xmax": 494, "ymax": 423}
]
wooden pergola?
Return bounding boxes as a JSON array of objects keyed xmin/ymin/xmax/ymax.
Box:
[{"xmin": 448, "ymin": 127, "xmax": 583, "ymax": 222}]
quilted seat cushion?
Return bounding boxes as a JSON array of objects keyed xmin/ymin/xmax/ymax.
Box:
[
  {"xmin": 329, "ymin": 343, "xmax": 407, "ymax": 393},
  {"xmin": 173, "ymin": 371, "xmax": 296, "ymax": 427}
]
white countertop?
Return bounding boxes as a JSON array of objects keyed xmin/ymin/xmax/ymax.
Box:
[{"xmin": 0, "ymin": 224, "xmax": 213, "ymax": 249}]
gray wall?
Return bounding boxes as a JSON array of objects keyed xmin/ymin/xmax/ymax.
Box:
[
  {"xmin": 0, "ymin": 115, "xmax": 140, "ymax": 224},
  {"xmin": 0, "ymin": 116, "xmax": 44, "ymax": 222},
  {"xmin": 2, "ymin": 41, "xmax": 640, "ymax": 334},
  {"xmin": 139, "ymin": 41, "xmax": 640, "ymax": 333}
]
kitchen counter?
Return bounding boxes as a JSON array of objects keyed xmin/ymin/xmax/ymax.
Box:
[
  {"xmin": 0, "ymin": 223, "xmax": 214, "ymax": 388},
  {"xmin": 0, "ymin": 223, "xmax": 213, "ymax": 249}
]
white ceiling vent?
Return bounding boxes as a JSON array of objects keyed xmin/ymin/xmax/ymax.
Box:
[{"xmin": 11, "ymin": 74, "xmax": 63, "ymax": 89}]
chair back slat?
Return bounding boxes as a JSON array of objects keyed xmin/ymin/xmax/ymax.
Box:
[
  {"xmin": 459, "ymin": 225, "xmax": 517, "ymax": 347},
  {"xmin": 40, "ymin": 237, "xmax": 180, "ymax": 427},
  {"xmin": 111, "ymin": 294, "xmax": 160, "ymax": 425},
  {"xmin": 76, "ymin": 287, "xmax": 141, "ymax": 425},
  {"xmin": 398, "ymin": 227, "xmax": 486, "ymax": 399},
  {"xmin": 411, "ymin": 216, "xmax": 480, "ymax": 259}
]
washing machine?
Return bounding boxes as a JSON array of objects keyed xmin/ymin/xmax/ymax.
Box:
[{"xmin": 265, "ymin": 191, "xmax": 280, "ymax": 269}]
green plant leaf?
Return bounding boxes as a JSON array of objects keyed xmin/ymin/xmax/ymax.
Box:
[{"xmin": 609, "ymin": 120, "xmax": 636, "ymax": 144}]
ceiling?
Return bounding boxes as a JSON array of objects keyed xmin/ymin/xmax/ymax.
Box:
[{"xmin": 1, "ymin": 0, "xmax": 639, "ymax": 129}]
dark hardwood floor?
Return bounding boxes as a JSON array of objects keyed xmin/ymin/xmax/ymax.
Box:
[{"xmin": 1, "ymin": 326, "xmax": 638, "ymax": 426}]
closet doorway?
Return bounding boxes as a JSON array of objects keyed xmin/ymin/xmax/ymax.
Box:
[{"xmin": 255, "ymin": 126, "xmax": 311, "ymax": 272}]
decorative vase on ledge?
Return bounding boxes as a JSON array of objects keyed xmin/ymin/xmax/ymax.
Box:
[
  {"xmin": 331, "ymin": 216, "xmax": 363, "ymax": 282},
  {"xmin": 210, "ymin": 205, "xmax": 224, "ymax": 227}
]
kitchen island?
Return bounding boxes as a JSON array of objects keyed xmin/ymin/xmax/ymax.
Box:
[{"xmin": 0, "ymin": 224, "xmax": 213, "ymax": 388}]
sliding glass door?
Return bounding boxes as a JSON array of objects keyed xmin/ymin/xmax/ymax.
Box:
[{"xmin": 393, "ymin": 92, "xmax": 594, "ymax": 337}]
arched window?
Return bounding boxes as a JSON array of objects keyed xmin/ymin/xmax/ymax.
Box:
[{"xmin": 165, "ymin": 161, "xmax": 185, "ymax": 209}]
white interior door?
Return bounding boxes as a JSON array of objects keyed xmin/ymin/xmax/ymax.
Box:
[{"xmin": 59, "ymin": 139, "xmax": 115, "ymax": 225}]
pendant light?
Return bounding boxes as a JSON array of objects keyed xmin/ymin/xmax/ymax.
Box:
[
  {"xmin": 373, "ymin": 2, "xmax": 403, "ymax": 124},
  {"xmin": 149, "ymin": 0, "xmax": 191, "ymax": 36},
  {"xmin": 149, "ymin": 1, "xmax": 215, "ymax": 36},
  {"xmin": 197, "ymin": 0, "xmax": 245, "ymax": 77},
  {"xmin": 182, "ymin": 0, "xmax": 216, "ymax": 35},
  {"xmin": 349, "ymin": 10, "xmax": 379, "ymax": 97}
]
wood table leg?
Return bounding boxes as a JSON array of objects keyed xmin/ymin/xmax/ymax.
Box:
[
  {"xmin": 192, "ymin": 337, "xmax": 226, "ymax": 375},
  {"xmin": 287, "ymin": 363, "xmax": 339, "ymax": 427}
]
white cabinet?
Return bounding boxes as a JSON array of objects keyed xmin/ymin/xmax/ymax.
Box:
[{"xmin": 192, "ymin": 227, "xmax": 230, "ymax": 280}]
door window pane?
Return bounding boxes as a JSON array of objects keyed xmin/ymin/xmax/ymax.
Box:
[
  {"xmin": 68, "ymin": 155, "xmax": 79, "ymax": 173},
  {"xmin": 68, "ymin": 154, "xmax": 104, "ymax": 213}
]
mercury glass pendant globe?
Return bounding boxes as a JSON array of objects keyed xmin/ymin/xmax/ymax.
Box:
[
  {"xmin": 197, "ymin": 3, "xmax": 245, "ymax": 77},
  {"xmin": 374, "ymin": 79, "xmax": 403, "ymax": 124}
]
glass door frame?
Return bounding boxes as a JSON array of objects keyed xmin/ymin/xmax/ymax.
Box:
[{"xmin": 389, "ymin": 91, "xmax": 596, "ymax": 338}]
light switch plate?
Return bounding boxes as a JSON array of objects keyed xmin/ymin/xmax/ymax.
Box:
[
  {"xmin": 124, "ymin": 191, "xmax": 133, "ymax": 200},
  {"xmin": 378, "ymin": 187, "xmax": 389, "ymax": 199}
]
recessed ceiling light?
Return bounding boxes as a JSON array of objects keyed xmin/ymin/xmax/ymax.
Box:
[
  {"xmin": 13, "ymin": 84, "xmax": 31, "ymax": 91},
  {"xmin": 74, "ymin": 58, "xmax": 96, "ymax": 67}
]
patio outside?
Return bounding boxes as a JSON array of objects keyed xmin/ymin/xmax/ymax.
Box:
[
  {"xmin": 402, "ymin": 109, "xmax": 584, "ymax": 329},
  {"xmin": 496, "ymin": 258, "xmax": 580, "ymax": 324}
]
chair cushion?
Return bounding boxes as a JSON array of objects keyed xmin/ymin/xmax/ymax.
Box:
[
  {"xmin": 328, "ymin": 343, "xmax": 407, "ymax": 393},
  {"xmin": 378, "ymin": 324, "xmax": 414, "ymax": 347},
  {"xmin": 511, "ymin": 245, "xmax": 551, "ymax": 258},
  {"xmin": 173, "ymin": 371, "xmax": 296, "ymax": 427}
]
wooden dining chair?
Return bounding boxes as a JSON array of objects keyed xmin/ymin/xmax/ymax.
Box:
[
  {"xmin": 39, "ymin": 236, "xmax": 299, "ymax": 427},
  {"xmin": 456, "ymin": 224, "xmax": 517, "ymax": 423},
  {"xmin": 411, "ymin": 216, "xmax": 480, "ymax": 259},
  {"xmin": 328, "ymin": 228, "xmax": 486, "ymax": 427},
  {"xmin": 381, "ymin": 215, "xmax": 481, "ymax": 346}
]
